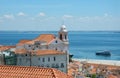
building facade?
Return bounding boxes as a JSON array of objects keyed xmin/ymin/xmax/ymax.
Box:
[
  {"xmin": 0, "ymin": 46, "xmax": 16, "ymax": 65},
  {"xmin": 15, "ymin": 25, "xmax": 69, "ymax": 73}
]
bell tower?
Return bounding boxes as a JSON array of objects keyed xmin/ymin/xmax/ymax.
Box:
[{"xmin": 58, "ymin": 25, "xmax": 68, "ymax": 42}]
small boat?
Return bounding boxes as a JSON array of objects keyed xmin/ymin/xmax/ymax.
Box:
[{"xmin": 96, "ymin": 50, "xmax": 111, "ymax": 56}]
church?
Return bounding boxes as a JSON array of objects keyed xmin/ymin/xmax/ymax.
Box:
[{"xmin": 15, "ymin": 25, "xmax": 69, "ymax": 73}]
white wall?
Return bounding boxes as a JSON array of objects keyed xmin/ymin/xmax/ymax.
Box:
[{"xmin": 17, "ymin": 54, "xmax": 68, "ymax": 73}]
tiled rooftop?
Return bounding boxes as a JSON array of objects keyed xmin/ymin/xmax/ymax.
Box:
[
  {"xmin": 34, "ymin": 34, "xmax": 55, "ymax": 45},
  {"xmin": 15, "ymin": 49, "xmax": 66, "ymax": 55},
  {"xmin": 17, "ymin": 34, "xmax": 55, "ymax": 45},
  {"xmin": 15, "ymin": 49, "xmax": 27, "ymax": 54},
  {"xmin": 17, "ymin": 40, "xmax": 31, "ymax": 46},
  {"xmin": 0, "ymin": 46, "xmax": 15, "ymax": 51},
  {"xmin": 0, "ymin": 65, "xmax": 73, "ymax": 78},
  {"xmin": 36, "ymin": 50, "xmax": 66, "ymax": 55}
]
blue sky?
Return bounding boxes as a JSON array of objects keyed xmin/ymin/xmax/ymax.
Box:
[{"xmin": 0, "ymin": 0, "xmax": 120, "ymax": 31}]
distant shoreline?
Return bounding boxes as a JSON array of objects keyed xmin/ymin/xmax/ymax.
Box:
[{"xmin": 73, "ymin": 58, "xmax": 120, "ymax": 66}]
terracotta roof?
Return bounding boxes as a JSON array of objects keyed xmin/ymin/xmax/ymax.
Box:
[
  {"xmin": 15, "ymin": 49, "xmax": 66, "ymax": 55},
  {"xmin": 0, "ymin": 65, "xmax": 73, "ymax": 78},
  {"xmin": 15, "ymin": 49, "xmax": 27, "ymax": 54},
  {"xmin": 36, "ymin": 50, "xmax": 66, "ymax": 55},
  {"xmin": 17, "ymin": 40, "xmax": 31, "ymax": 46},
  {"xmin": 0, "ymin": 46, "xmax": 15, "ymax": 51},
  {"xmin": 108, "ymin": 75, "xmax": 117, "ymax": 78},
  {"xmin": 34, "ymin": 34, "xmax": 55, "ymax": 44},
  {"xmin": 16, "ymin": 34, "xmax": 55, "ymax": 45}
]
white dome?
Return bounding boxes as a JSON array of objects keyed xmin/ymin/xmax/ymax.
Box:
[
  {"xmin": 61, "ymin": 25, "xmax": 66, "ymax": 29},
  {"xmin": 60, "ymin": 25, "xmax": 67, "ymax": 32}
]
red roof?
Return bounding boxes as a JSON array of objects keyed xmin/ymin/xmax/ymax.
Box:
[
  {"xmin": 17, "ymin": 34, "xmax": 55, "ymax": 45},
  {"xmin": 17, "ymin": 40, "xmax": 31, "ymax": 46},
  {"xmin": 0, "ymin": 65, "xmax": 73, "ymax": 78},
  {"xmin": 34, "ymin": 34, "xmax": 55, "ymax": 44},
  {"xmin": 15, "ymin": 49, "xmax": 66, "ymax": 55},
  {"xmin": 0, "ymin": 46, "xmax": 15, "ymax": 51},
  {"xmin": 36, "ymin": 50, "xmax": 66, "ymax": 55}
]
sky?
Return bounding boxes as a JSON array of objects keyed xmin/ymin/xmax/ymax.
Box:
[{"xmin": 0, "ymin": 0, "xmax": 120, "ymax": 31}]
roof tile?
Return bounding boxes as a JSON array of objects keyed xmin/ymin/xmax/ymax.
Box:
[{"xmin": 0, "ymin": 65, "xmax": 73, "ymax": 78}]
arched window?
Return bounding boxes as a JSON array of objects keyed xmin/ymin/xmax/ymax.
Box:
[{"xmin": 60, "ymin": 34, "xmax": 62, "ymax": 40}]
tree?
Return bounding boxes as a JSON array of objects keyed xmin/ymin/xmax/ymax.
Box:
[{"xmin": 92, "ymin": 74, "xmax": 96, "ymax": 78}]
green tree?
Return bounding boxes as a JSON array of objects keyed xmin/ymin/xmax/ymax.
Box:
[{"xmin": 91, "ymin": 74, "xmax": 96, "ymax": 78}]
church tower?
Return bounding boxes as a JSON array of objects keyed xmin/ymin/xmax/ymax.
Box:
[{"xmin": 58, "ymin": 25, "xmax": 68, "ymax": 42}]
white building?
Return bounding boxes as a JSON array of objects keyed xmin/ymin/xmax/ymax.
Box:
[{"xmin": 15, "ymin": 25, "xmax": 69, "ymax": 73}]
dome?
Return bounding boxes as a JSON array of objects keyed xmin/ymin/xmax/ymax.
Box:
[
  {"xmin": 61, "ymin": 25, "xmax": 66, "ymax": 29},
  {"xmin": 60, "ymin": 25, "xmax": 67, "ymax": 32}
]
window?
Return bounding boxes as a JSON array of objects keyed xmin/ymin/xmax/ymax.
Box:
[
  {"xmin": 28, "ymin": 45, "xmax": 31, "ymax": 47},
  {"xmin": 61, "ymin": 63, "xmax": 64, "ymax": 68},
  {"xmin": 65, "ymin": 35, "xmax": 67, "ymax": 39},
  {"xmin": 56, "ymin": 41, "xmax": 57, "ymax": 43},
  {"xmin": 46, "ymin": 64, "xmax": 50, "ymax": 67},
  {"xmin": 38, "ymin": 58, "xmax": 40, "ymax": 61},
  {"xmin": 60, "ymin": 34, "xmax": 62, "ymax": 40},
  {"xmin": 19, "ymin": 58, "xmax": 22, "ymax": 64},
  {"xmin": 48, "ymin": 57, "xmax": 50, "ymax": 62},
  {"xmin": 36, "ymin": 45, "xmax": 39, "ymax": 48},
  {"xmin": 46, "ymin": 45, "xmax": 48, "ymax": 49},
  {"xmin": 41, "ymin": 64, "xmax": 44, "ymax": 67},
  {"xmin": 26, "ymin": 58, "xmax": 29, "ymax": 63},
  {"xmin": 53, "ymin": 57, "xmax": 56, "ymax": 61},
  {"xmin": 56, "ymin": 64, "xmax": 59, "ymax": 68},
  {"xmin": 52, "ymin": 63, "xmax": 55, "ymax": 68},
  {"xmin": 42, "ymin": 58, "xmax": 45, "ymax": 62}
]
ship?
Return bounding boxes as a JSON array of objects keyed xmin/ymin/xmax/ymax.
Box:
[{"xmin": 96, "ymin": 50, "xmax": 111, "ymax": 56}]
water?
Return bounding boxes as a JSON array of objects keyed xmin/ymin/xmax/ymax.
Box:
[{"xmin": 0, "ymin": 31, "xmax": 120, "ymax": 61}]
